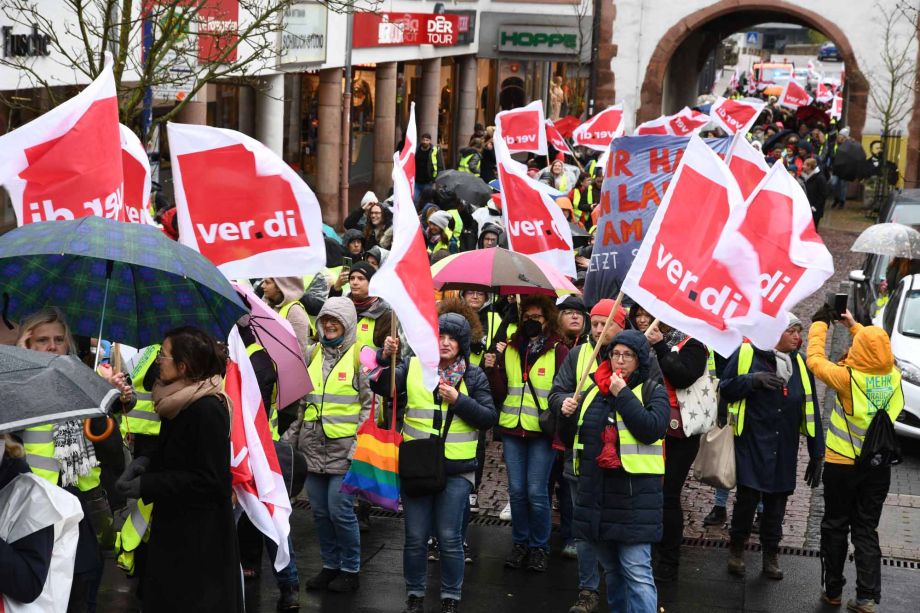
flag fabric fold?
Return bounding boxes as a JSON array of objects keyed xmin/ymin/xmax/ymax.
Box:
[
  {"xmin": 226, "ymin": 327, "xmax": 292, "ymax": 572},
  {"xmin": 496, "ymin": 100, "xmax": 548, "ymax": 155},
  {"xmin": 119, "ymin": 124, "xmax": 154, "ymax": 225},
  {"xmin": 726, "ymin": 133, "xmax": 770, "ymax": 201},
  {"xmin": 545, "ymin": 120, "xmax": 574, "ymax": 156},
  {"xmin": 778, "ymin": 79, "xmax": 812, "ymax": 109},
  {"xmin": 572, "ymin": 104, "xmax": 625, "ymax": 151},
  {"xmin": 709, "ymin": 97, "xmax": 765, "ymax": 136},
  {"xmin": 635, "ymin": 107, "xmax": 710, "ymax": 137}
]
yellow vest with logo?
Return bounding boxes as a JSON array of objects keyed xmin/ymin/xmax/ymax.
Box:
[
  {"xmin": 121, "ymin": 345, "xmax": 161, "ymax": 438},
  {"xmin": 22, "ymin": 424, "xmax": 101, "ymax": 491},
  {"xmin": 115, "ymin": 498, "xmax": 153, "ymax": 576},
  {"xmin": 404, "ymin": 358, "xmax": 478, "ymax": 460},
  {"xmin": 826, "ymin": 368, "xmax": 904, "ymax": 459},
  {"xmin": 356, "ymin": 316, "xmax": 379, "ymax": 351},
  {"xmin": 573, "ymin": 383, "xmax": 665, "ymax": 475},
  {"xmin": 246, "ymin": 342, "xmax": 280, "ymax": 441},
  {"xmin": 499, "ymin": 344, "xmax": 557, "ymax": 432},
  {"xmin": 304, "ymin": 345, "xmax": 361, "ymax": 439},
  {"xmin": 727, "ymin": 343, "xmax": 816, "ymax": 438}
]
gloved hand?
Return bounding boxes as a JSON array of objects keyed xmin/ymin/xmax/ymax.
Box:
[
  {"xmin": 115, "ymin": 475, "xmax": 142, "ymax": 499},
  {"xmin": 120, "ymin": 456, "xmax": 150, "ymax": 482},
  {"xmin": 805, "ymin": 456, "xmax": 824, "ymax": 488},
  {"xmin": 812, "ymin": 304, "xmax": 837, "ymax": 326},
  {"xmin": 751, "ymin": 372, "xmax": 784, "ymax": 390}
]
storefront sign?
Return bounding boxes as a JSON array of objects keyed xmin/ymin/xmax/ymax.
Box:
[
  {"xmin": 353, "ymin": 12, "xmax": 460, "ymax": 48},
  {"xmin": 2, "ymin": 24, "xmax": 51, "ymax": 58},
  {"xmin": 498, "ymin": 26, "xmax": 579, "ymax": 54},
  {"xmin": 197, "ymin": 0, "xmax": 239, "ymax": 63},
  {"xmin": 446, "ymin": 10, "xmax": 476, "ymax": 46},
  {"xmin": 280, "ymin": 2, "xmax": 327, "ymax": 64}
]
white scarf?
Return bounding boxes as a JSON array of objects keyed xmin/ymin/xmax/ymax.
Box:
[{"xmin": 773, "ymin": 350, "xmax": 794, "ymax": 384}]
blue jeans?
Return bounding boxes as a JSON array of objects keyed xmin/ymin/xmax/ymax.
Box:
[
  {"xmin": 503, "ymin": 435, "xmax": 555, "ymax": 550},
  {"xmin": 592, "ymin": 541, "xmax": 657, "ymax": 613},
  {"xmin": 305, "ymin": 473, "xmax": 361, "ymax": 572},
  {"xmin": 566, "ymin": 475, "xmax": 600, "ymax": 592},
  {"xmin": 403, "ymin": 475, "xmax": 472, "ymax": 601},
  {"xmin": 266, "ymin": 535, "xmax": 300, "ymax": 587}
]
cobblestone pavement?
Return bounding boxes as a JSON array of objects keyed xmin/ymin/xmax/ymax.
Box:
[{"xmin": 476, "ymin": 223, "xmax": 920, "ymax": 562}]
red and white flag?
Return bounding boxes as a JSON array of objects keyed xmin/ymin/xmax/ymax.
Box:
[
  {"xmin": 709, "ymin": 97, "xmax": 764, "ymax": 136},
  {"xmin": 725, "ymin": 133, "xmax": 770, "ymax": 201},
  {"xmin": 815, "ymin": 82, "xmax": 835, "ymax": 104},
  {"xmin": 496, "ymin": 100, "xmax": 547, "ymax": 155},
  {"xmin": 226, "ymin": 327, "xmax": 292, "ymax": 571},
  {"xmin": 778, "ymin": 79, "xmax": 812, "ymax": 109},
  {"xmin": 545, "ymin": 120, "xmax": 574, "ymax": 156},
  {"xmin": 119, "ymin": 124, "xmax": 154, "ymax": 225},
  {"xmin": 369, "ymin": 103, "xmax": 440, "ymax": 390},
  {"xmin": 635, "ymin": 107, "xmax": 710, "ymax": 137},
  {"xmin": 495, "ymin": 111, "xmax": 575, "ymax": 278},
  {"xmin": 168, "ymin": 122, "xmax": 325, "ymax": 280},
  {"xmin": 0, "ymin": 54, "xmax": 123, "ymax": 226},
  {"xmin": 621, "ymin": 136, "xmax": 761, "ymax": 356},
  {"xmin": 728, "ymin": 69, "xmax": 740, "ymax": 91},
  {"xmin": 724, "ymin": 163, "xmax": 834, "ymax": 348},
  {"xmin": 572, "ymin": 104, "xmax": 625, "ymax": 151},
  {"xmin": 830, "ymin": 94, "xmax": 843, "ymax": 121}
]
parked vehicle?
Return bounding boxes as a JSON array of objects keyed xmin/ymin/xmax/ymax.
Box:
[
  {"xmin": 817, "ymin": 42, "xmax": 842, "ymax": 62},
  {"xmin": 751, "ymin": 62, "xmax": 794, "ymax": 97},
  {"xmin": 872, "ymin": 273, "xmax": 920, "ymax": 440}
]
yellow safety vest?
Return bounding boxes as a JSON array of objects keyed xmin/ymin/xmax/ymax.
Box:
[
  {"xmin": 404, "ymin": 358, "xmax": 478, "ymax": 460},
  {"xmin": 279, "ymin": 300, "xmax": 311, "ymax": 337},
  {"xmin": 430, "ymin": 147, "xmax": 439, "ymax": 179},
  {"xmin": 573, "ymin": 383, "xmax": 665, "ymax": 475},
  {"xmin": 727, "ymin": 343, "xmax": 816, "ymax": 437},
  {"xmin": 115, "ymin": 498, "xmax": 153, "ymax": 576},
  {"xmin": 575, "ymin": 340, "xmax": 598, "ymax": 394},
  {"xmin": 121, "ymin": 345, "xmax": 161, "ymax": 438},
  {"xmin": 572, "ymin": 187, "xmax": 595, "ymax": 210},
  {"xmin": 22, "ymin": 424, "xmax": 101, "ymax": 491},
  {"xmin": 356, "ymin": 315, "xmax": 379, "ymax": 351},
  {"xmin": 499, "ymin": 344, "xmax": 557, "ymax": 432},
  {"xmin": 826, "ymin": 368, "xmax": 904, "ymax": 460},
  {"xmin": 304, "ymin": 345, "xmax": 361, "ymax": 439},
  {"xmin": 458, "ymin": 153, "xmax": 480, "ymax": 177},
  {"xmin": 554, "ymin": 175, "xmax": 569, "ymax": 192},
  {"xmin": 470, "ymin": 312, "xmax": 517, "ymax": 366},
  {"xmin": 246, "ymin": 342, "xmax": 280, "ymax": 441}
]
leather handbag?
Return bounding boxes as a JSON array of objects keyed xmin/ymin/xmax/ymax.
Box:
[{"xmin": 692, "ymin": 419, "xmax": 736, "ymax": 489}]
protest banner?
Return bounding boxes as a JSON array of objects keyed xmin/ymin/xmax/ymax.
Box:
[
  {"xmin": 168, "ymin": 122, "xmax": 325, "ymax": 279},
  {"xmin": 497, "ymin": 100, "xmax": 547, "ymax": 155},
  {"xmin": 583, "ymin": 135, "xmax": 731, "ymax": 306},
  {"xmin": 572, "ymin": 104, "xmax": 625, "ymax": 151}
]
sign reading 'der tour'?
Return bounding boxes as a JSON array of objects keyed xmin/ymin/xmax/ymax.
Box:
[
  {"xmin": 583, "ymin": 135, "xmax": 731, "ymax": 306},
  {"xmin": 352, "ymin": 12, "xmax": 459, "ymax": 48}
]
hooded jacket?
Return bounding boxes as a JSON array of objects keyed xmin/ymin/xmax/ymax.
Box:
[
  {"xmin": 282, "ymin": 297, "xmax": 372, "ymax": 475},
  {"xmin": 342, "ymin": 228, "xmax": 366, "ymax": 253},
  {"xmin": 265, "ymin": 277, "xmax": 310, "ymax": 357},
  {"xmin": 476, "ymin": 221, "xmax": 504, "ymax": 249},
  {"xmin": 807, "ymin": 322, "xmax": 895, "ymax": 465}
]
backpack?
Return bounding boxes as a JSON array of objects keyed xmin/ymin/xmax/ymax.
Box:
[{"xmin": 847, "ymin": 368, "xmax": 902, "ymax": 468}]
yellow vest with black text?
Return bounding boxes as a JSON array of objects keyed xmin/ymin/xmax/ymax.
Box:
[
  {"xmin": 304, "ymin": 345, "xmax": 361, "ymax": 439},
  {"xmin": 115, "ymin": 498, "xmax": 153, "ymax": 576},
  {"xmin": 22, "ymin": 425, "xmax": 101, "ymax": 491},
  {"xmin": 825, "ymin": 368, "xmax": 904, "ymax": 460},
  {"xmin": 573, "ymin": 383, "xmax": 665, "ymax": 475},
  {"xmin": 403, "ymin": 358, "xmax": 478, "ymax": 460},
  {"xmin": 246, "ymin": 342, "xmax": 280, "ymax": 441},
  {"xmin": 499, "ymin": 344, "xmax": 557, "ymax": 432},
  {"xmin": 121, "ymin": 345, "xmax": 161, "ymax": 438},
  {"xmin": 727, "ymin": 343, "xmax": 816, "ymax": 438}
]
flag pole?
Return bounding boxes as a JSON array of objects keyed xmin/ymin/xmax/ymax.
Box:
[
  {"xmin": 644, "ymin": 318, "xmax": 660, "ymax": 338},
  {"xmin": 390, "ymin": 314, "xmax": 398, "ymax": 398},
  {"xmin": 574, "ymin": 291, "xmax": 624, "ymax": 397}
]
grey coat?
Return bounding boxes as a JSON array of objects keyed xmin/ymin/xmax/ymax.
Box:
[{"xmin": 283, "ymin": 297, "xmax": 373, "ymax": 475}]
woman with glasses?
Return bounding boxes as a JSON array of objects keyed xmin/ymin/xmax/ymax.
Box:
[
  {"xmin": 558, "ymin": 330, "xmax": 669, "ymax": 613},
  {"xmin": 484, "ymin": 294, "xmax": 568, "ymax": 573}
]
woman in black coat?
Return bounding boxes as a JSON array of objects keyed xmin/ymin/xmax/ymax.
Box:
[{"xmin": 116, "ymin": 327, "xmax": 243, "ymax": 612}]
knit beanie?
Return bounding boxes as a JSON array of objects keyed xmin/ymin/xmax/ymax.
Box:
[
  {"xmin": 349, "ymin": 261, "xmax": 376, "ymax": 281},
  {"xmin": 361, "ymin": 191, "xmax": 379, "ymax": 207},
  {"xmin": 589, "ymin": 299, "xmax": 627, "ymax": 329},
  {"xmin": 428, "ymin": 210, "xmax": 452, "ymax": 230}
]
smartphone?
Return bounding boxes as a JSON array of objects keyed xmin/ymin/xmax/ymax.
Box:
[
  {"xmin": 342, "ymin": 256, "xmax": 352, "ymax": 272},
  {"xmin": 833, "ymin": 293, "xmax": 849, "ymax": 318}
]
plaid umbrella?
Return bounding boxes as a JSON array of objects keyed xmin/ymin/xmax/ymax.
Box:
[{"xmin": 0, "ymin": 216, "xmax": 248, "ymax": 347}]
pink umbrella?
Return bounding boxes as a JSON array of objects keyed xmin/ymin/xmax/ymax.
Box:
[
  {"xmin": 430, "ymin": 247, "xmax": 579, "ymax": 296},
  {"xmin": 232, "ymin": 283, "xmax": 312, "ymax": 408}
]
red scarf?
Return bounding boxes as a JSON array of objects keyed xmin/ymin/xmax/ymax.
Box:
[{"xmin": 594, "ymin": 360, "xmax": 615, "ymax": 396}]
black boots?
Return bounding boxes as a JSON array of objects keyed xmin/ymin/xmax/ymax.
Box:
[
  {"xmin": 727, "ymin": 539, "xmax": 746, "ymax": 577},
  {"xmin": 762, "ymin": 549, "xmax": 783, "ymax": 580}
]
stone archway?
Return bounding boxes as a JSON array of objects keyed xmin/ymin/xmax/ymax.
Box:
[{"xmin": 636, "ymin": 0, "xmax": 869, "ymax": 140}]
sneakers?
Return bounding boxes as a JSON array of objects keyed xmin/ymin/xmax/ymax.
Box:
[
  {"xmin": 526, "ymin": 547, "xmax": 549, "ymax": 572},
  {"xmin": 703, "ymin": 504, "xmax": 727, "ymax": 526},
  {"xmin": 727, "ymin": 540, "xmax": 746, "ymax": 577},
  {"xmin": 327, "ymin": 571, "xmax": 359, "ymax": 593},
  {"xmin": 568, "ymin": 589, "xmax": 600, "ymax": 613},
  {"xmin": 821, "ymin": 592, "xmax": 842, "ymax": 606},
  {"xmin": 277, "ymin": 584, "xmax": 300, "ymax": 610},
  {"xmin": 751, "ymin": 512, "xmax": 762, "ymax": 534},
  {"xmin": 761, "ymin": 550, "xmax": 783, "ymax": 580},
  {"xmin": 469, "ymin": 493, "xmax": 479, "ymax": 512},
  {"xmin": 464, "ymin": 542, "xmax": 473, "ymax": 564},
  {"xmin": 504, "ymin": 543, "xmax": 529, "ymax": 568},
  {"xmin": 561, "ymin": 542, "xmax": 578, "ymax": 559},
  {"xmin": 304, "ymin": 568, "xmax": 340, "ymax": 591},
  {"xmin": 846, "ymin": 599, "xmax": 877, "ymax": 613},
  {"xmin": 441, "ymin": 598, "xmax": 460, "ymax": 613},
  {"xmin": 428, "ymin": 537, "xmax": 440, "ymax": 561},
  {"xmin": 499, "ymin": 502, "xmax": 512, "ymax": 521},
  {"xmin": 403, "ymin": 595, "xmax": 425, "ymax": 613}
]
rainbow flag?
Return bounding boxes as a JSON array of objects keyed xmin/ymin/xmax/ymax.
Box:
[{"xmin": 341, "ymin": 398, "xmax": 402, "ymax": 510}]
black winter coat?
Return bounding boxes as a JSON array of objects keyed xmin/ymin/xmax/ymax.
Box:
[
  {"xmin": 139, "ymin": 395, "xmax": 243, "ymax": 612},
  {"xmin": 804, "ymin": 171, "xmax": 829, "ymax": 220}
]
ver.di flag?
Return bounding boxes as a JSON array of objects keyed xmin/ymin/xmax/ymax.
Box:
[
  {"xmin": 779, "ymin": 79, "xmax": 812, "ymax": 109},
  {"xmin": 168, "ymin": 122, "xmax": 325, "ymax": 280},
  {"xmin": 708, "ymin": 97, "xmax": 764, "ymax": 136},
  {"xmin": 496, "ymin": 100, "xmax": 548, "ymax": 155},
  {"xmin": 119, "ymin": 124, "xmax": 154, "ymax": 225},
  {"xmin": 545, "ymin": 120, "xmax": 574, "ymax": 156},
  {"xmin": 369, "ymin": 103, "xmax": 440, "ymax": 390},
  {"xmin": 572, "ymin": 104, "xmax": 625, "ymax": 151},
  {"xmin": 635, "ymin": 107, "xmax": 710, "ymax": 137},
  {"xmin": 495, "ymin": 109, "xmax": 575, "ymax": 278},
  {"xmin": 226, "ymin": 326, "xmax": 292, "ymax": 571},
  {"xmin": 0, "ymin": 53, "xmax": 123, "ymax": 226},
  {"xmin": 725, "ymin": 132, "xmax": 769, "ymax": 201},
  {"xmin": 620, "ymin": 135, "xmax": 761, "ymax": 357}
]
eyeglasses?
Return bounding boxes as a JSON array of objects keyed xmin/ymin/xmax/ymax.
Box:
[
  {"xmin": 610, "ymin": 351, "xmax": 637, "ymax": 362},
  {"xmin": 156, "ymin": 349, "xmax": 174, "ymax": 361},
  {"xmin": 560, "ymin": 309, "xmax": 583, "ymax": 317}
]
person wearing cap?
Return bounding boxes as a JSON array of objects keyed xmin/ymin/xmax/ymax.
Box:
[
  {"xmin": 344, "ymin": 262, "xmax": 392, "ymax": 353},
  {"xmin": 476, "ymin": 222, "xmax": 502, "ymax": 250},
  {"xmin": 427, "ymin": 211, "xmax": 456, "ymax": 257},
  {"xmin": 415, "ymin": 133, "xmax": 444, "ymax": 204},
  {"xmin": 377, "ymin": 314, "xmax": 497, "ymax": 613},
  {"xmin": 555, "ymin": 196, "xmax": 582, "ymax": 229},
  {"xmin": 343, "ymin": 229, "xmax": 367, "ymax": 260},
  {"xmin": 344, "ymin": 191, "xmax": 380, "ymax": 232},
  {"xmin": 558, "ymin": 296, "xmax": 588, "ymax": 349},
  {"xmin": 557, "ymin": 330, "xmax": 670, "ymax": 613},
  {"xmin": 720, "ymin": 314, "xmax": 824, "ymax": 582}
]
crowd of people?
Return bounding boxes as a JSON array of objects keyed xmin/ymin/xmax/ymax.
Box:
[{"xmin": 0, "ymin": 98, "xmax": 907, "ymax": 613}]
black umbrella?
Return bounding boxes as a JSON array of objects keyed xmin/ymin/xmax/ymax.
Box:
[
  {"xmin": 833, "ymin": 139, "xmax": 868, "ymax": 181},
  {"xmin": 763, "ymin": 128, "xmax": 794, "ymax": 151},
  {"xmin": 436, "ymin": 170, "xmax": 492, "ymax": 207},
  {"xmin": 569, "ymin": 222, "xmax": 591, "ymax": 248},
  {"xmin": 0, "ymin": 345, "xmax": 118, "ymax": 434}
]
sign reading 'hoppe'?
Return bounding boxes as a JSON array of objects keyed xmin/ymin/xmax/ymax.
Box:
[{"xmin": 498, "ymin": 25, "xmax": 578, "ymax": 54}]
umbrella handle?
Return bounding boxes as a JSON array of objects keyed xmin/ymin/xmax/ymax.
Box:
[{"xmin": 84, "ymin": 417, "xmax": 115, "ymax": 442}]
